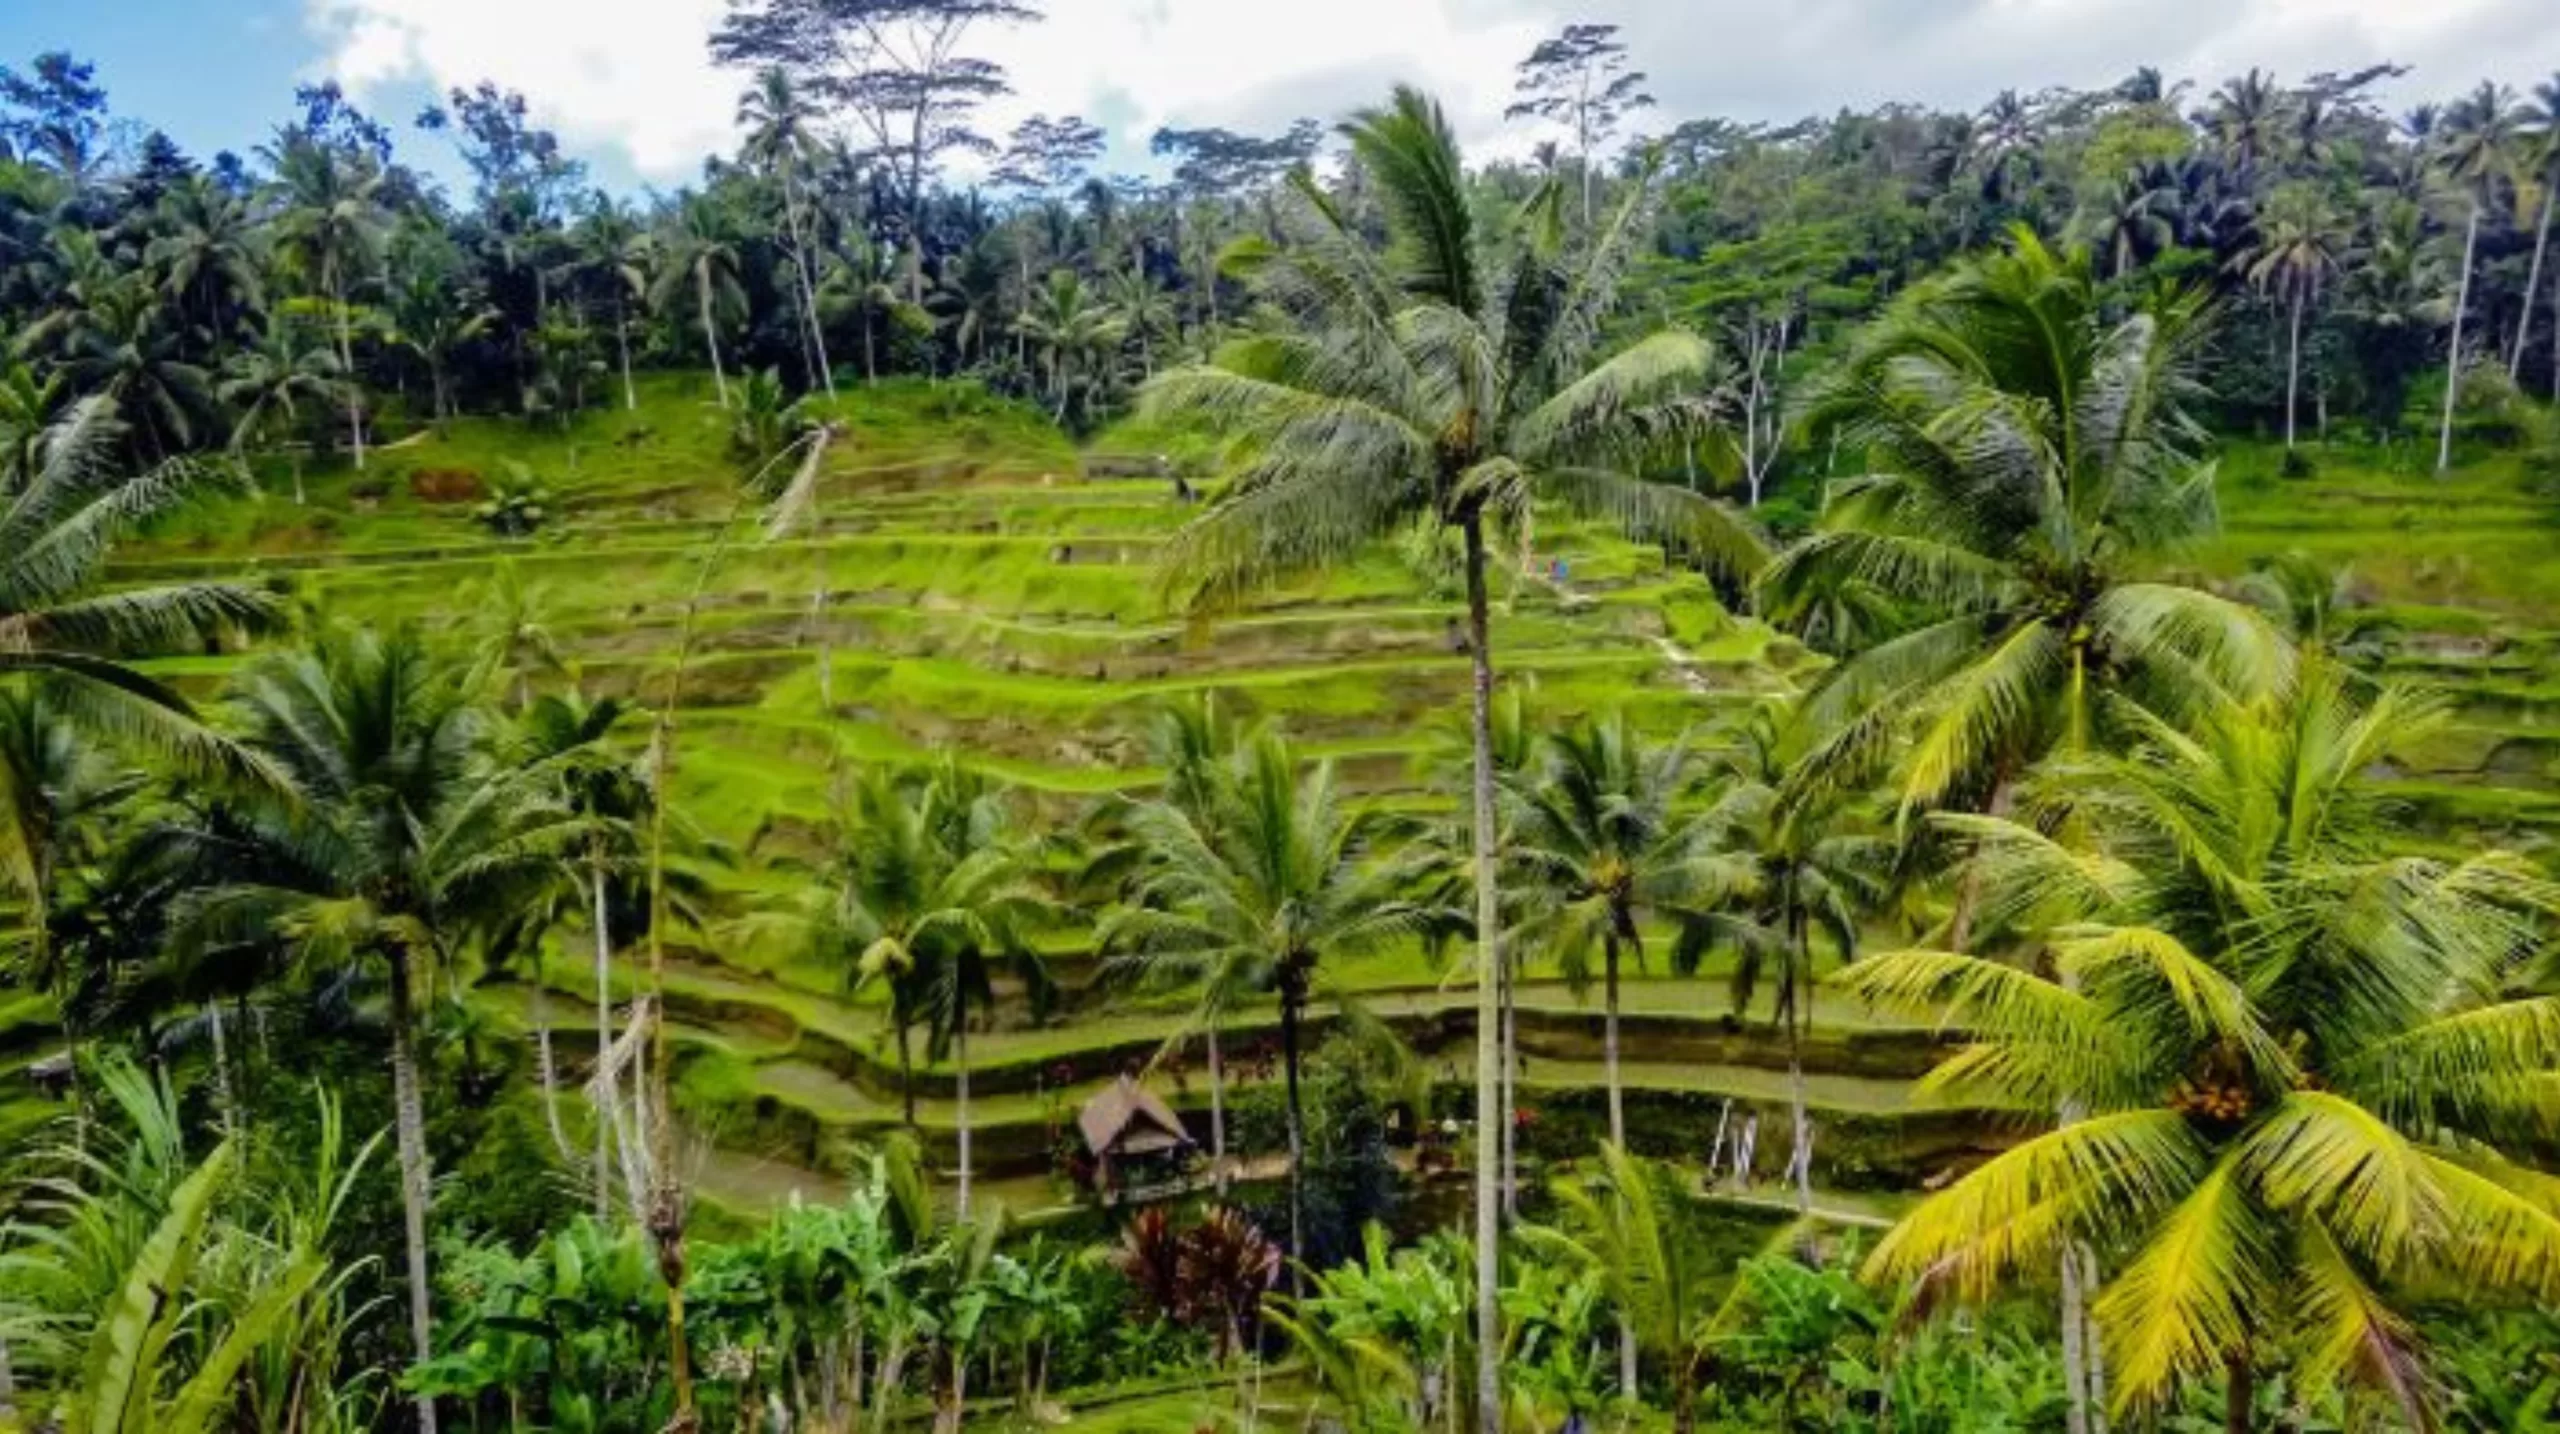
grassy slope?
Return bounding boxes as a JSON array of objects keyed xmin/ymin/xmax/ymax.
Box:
[{"xmin": 39, "ymin": 381, "xmax": 2555, "ymax": 1219}]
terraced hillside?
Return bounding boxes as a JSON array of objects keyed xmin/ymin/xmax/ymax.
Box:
[{"xmin": 16, "ymin": 375, "xmax": 2555, "ymax": 1228}]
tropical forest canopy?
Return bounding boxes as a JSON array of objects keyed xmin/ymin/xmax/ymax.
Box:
[{"xmin": 2, "ymin": 8, "xmax": 2560, "ymax": 1434}]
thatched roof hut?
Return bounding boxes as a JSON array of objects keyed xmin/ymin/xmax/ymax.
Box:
[{"xmin": 1078, "ymin": 1075, "xmax": 1191, "ymax": 1161}]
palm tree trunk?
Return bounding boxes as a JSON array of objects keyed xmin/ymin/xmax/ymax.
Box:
[
  {"xmin": 1207, "ymin": 1020, "xmax": 1229, "ymax": 1195},
  {"xmin": 332, "ymin": 263, "xmax": 364, "ymax": 471},
  {"xmin": 2439, "ymin": 200, "xmax": 2481, "ymax": 475},
  {"xmin": 207, "ymin": 999, "xmax": 237, "ymax": 1134},
  {"xmin": 899, "ymin": 1017, "xmax": 917, "ymax": 1127},
  {"xmin": 2283, "ymin": 289, "xmax": 2304, "ymax": 451},
  {"xmin": 531, "ymin": 949, "xmax": 572, "ymax": 1164},
  {"xmin": 385, "ymin": 942, "xmax": 441, "ymax": 1434},
  {"xmin": 591, "ymin": 861, "xmax": 615, "ymax": 1221},
  {"xmin": 955, "ymin": 985, "xmax": 973, "ymax": 1222},
  {"xmin": 1603, "ymin": 933, "xmax": 1625, "ymax": 1150},
  {"xmin": 1279, "ymin": 977, "xmax": 1307, "ymax": 1283},
  {"xmin": 1786, "ymin": 923, "xmax": 1813, "ymax": 1216},
  {"xmin": 2514, "ymin": 180, "xmax": 2554, "ymax": 381},
  {"xmin": 1460, "ymin": 510, "xmax": 1504, "ymax": 1434},
  {"xmin": 616, "ymin": 297, "xmax": 637, "ymax": 412},
  {"xmin": 2223, "ymin": 1350, "xmax": 2253, "ymax": 1434},
  {"xmin": 698, "ymin": 265, "xmax": 731, "ymax": 408},
  {"xmin": 784, "ymin": 175, "xmax": 836, "ymax": 397},
  {"xmin": 1500, "ymin": 956, "xmax": 1517, "ymax": 1221}
]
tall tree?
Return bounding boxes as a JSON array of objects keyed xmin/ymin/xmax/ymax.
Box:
[
  {"xmin": 826, "ymin": 762, "xmax": 1047, "ymax": 1219},
  {"xmin": 262, "ymin": 130, "xmax": 387, "ymax": 469},
  {"xmin": 710, "ymin": 0, "xmax": 1043, "ymax": 300},
  {"xmin": 1501, "ymin": 711, "xmax": 1724, "ymax": 1398},
  {"xmin": 1142, "ymin": 87, "xmax": 1762, "ymax": 1431},
  {"xmin": 1773, "ymin": 231, "xmax": 2285, "ymax": 895},
  {"xmin": 2237, "ymin": 183, "xmax": 2347, "ymax": 451},
  {"xmin": 2511, "ymin": 74, "xmax": 2560, "ymax": 383},
  {"xmin": 1505, "ymin": 23, "xmax": 1655, "ymax": 226},
  {"xmin": 648, "ymin": 195, "xmax": 745, "ymax": 407},
  {"xmin": 217, "ymin": 317, "xmax": 344, "ymax": 504},
  {"xmin": 2431, "ymin": 82, "xmax": 2521, "ymax": 475},
  {"xmin": 570, "ymin": 192, "xmax": 649, "ymax": 411},
  {"xmin": 1101, "ymin": 734, "xmax": 1420, "ymax": 1273},
  {"xmin": 170, "ymin": 626, "xmax": 587, "ymax": 1434},
  {"xmin": 737, "ymin": 67, "xmax": 838, "ymax": 396}
]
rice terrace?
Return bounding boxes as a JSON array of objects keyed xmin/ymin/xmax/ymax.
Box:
[{"xmin": 2, "ymin": 2, "xmax": 2560, "ymax": 1430}]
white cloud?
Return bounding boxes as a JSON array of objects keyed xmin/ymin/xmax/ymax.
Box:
[
  {"xmin": 300, "ymin": 0, "xmax": 2560, "ymax": 187},
  {"xmin": 305, "ymin": 0, "xmax": 734, "ymax": 178}
]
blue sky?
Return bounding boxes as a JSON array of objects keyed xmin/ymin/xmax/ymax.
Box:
[{"xmin": 8, "ymin": 0, "xmax": 2559, "ymax": 199}]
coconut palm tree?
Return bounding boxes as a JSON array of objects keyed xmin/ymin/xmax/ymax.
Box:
[
  {"xmin": 0, "ymin": 400, "xmax": 279, "ymax": 1115},
  {"xmin": 0, "ymin": 363, "xmax": 66, "ymax": 493},
  {"xmin": 2236, "ymin": 183, "xmax": 2348, "ymax": 451},
  {"xmin": 57, "ymin": 283, "xmax": 215, "ymax": 459},
  {"xmin": 1503, "ymin": 712, "xmax": 1714, "ymax": 1159},
  {"xmin": 262, "ymin": 130, "xmax": 387, "ymax": 469},
  {"xmin": 1771, "ymin": 229, "xmax": 2285, "ymax": 945},
  {"xmin": 2201, "ymin": 69, "xmax": 2282, "ymax": 186},
  {"xmin": 1499, "ymin": 711, "xmax": 1734, "ymax": 1398},
  {"xmin": 1013, "ymin": 269, "xmax": 1124, "ymax": 425},
  {"xmin": 0, "ymin": 396, "xmax": 278, "ymax": 753},
  {"xmin": 168, "ymin": 624, "xmax": 591, "ymax": 1434},
  {"xmin": 1100, "ymin": 733, "xmax": 1423, "ymax": 1273},
  {"xmin": 0, "ymin": 686, "xmax": 141, "ymax": 1118},
  {"xmin": 144, "ymin": 175, "xmax": 264, "ymax": 343},
  {"xmin": 648, "ymin": 195, "xmax": 745, "ymax": 407},
  {"xmin": 820, "ymin": 762, "xmax": 1048, "ymax": 1220},
  {"xmin": 218, "ymin": 318, "xmax": 343, "ymax": 504},
  {"xmin": 2513, "ymin": 75, "xmax": 2560, "ymax": 384},
  {"xmin": 1684, "ymin": 701, "xmax": 1888, "ymax": 1217},
  {"xmin": 1845, "ymin": 662, "xmax": 2560, "ymax": 1433},
  {"xmin": 382, "ymin": 266, "xmax": 493, "ymax": 425},
  {"xmin": 1092, "ymin": 696, "xmax": 1252, "ymax": 1190},
  {"xmin": 2431, "ymin": 82, "xmax": 2523, "ymax": 474},
  {"xmin": 1105, "ymin": 265, "xmax": 1175, "ymax": 377},
  {"xmin": 571, "ymin": 192, "xmax": 650, "ymax": 411},
  {"xmin": 1140, "ymin": 90, "xmax": 1761, "ymax": 1422},
  {"xmin": 736, "ymin": 67, "xmax": 836, "ymax": 397}
]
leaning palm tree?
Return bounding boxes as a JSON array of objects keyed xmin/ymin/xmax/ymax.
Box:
[
  {"xmin": 2236, "ymin": 183, "xmax": 2347, "ymax": 451},
  {"xmin": 648, "ymin": 195, "xmax": 746, "ymax": 407},
  {"xmin": 2431, "ymin": 82, "xmax": 2523, "ymax": 474},
  {"xmin": 262, "ymin": 129, "xmax": 387, "ymax": 469},
  {"xmin": 1140, "ymin": 89, "xmax": 1762, "ymax": 1422},
  {"xmin": 1771, "ymin": 229, "xmax": 2286, "ymax": 947},
  {"xmin": 2510, "ymin": 76, "xmax": 2560, "ymax": 382},
  {"xmin": 0, "ymin": 396, "xmax": 278, "ymax": 764},
  {"xmin": 1100, "ymin": 733, "xmax": 1424, "ymax": 1273},
  {"xmin": 736, "ymin": 67, "xmax": 836, "ymax": 397},
  {"xmin": 1843, "ymin": 662, "xmax": 2560, "ymax": 1434},
  {"xmin": 218, "ymin": 318, "xmax": 344, "ymax": 505},
  {"xmin": 168, "ymin": 624, "xmax": 590, "ymax": 1434}
]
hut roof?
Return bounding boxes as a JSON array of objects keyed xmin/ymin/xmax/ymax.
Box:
[{"xmin": 1079, "ymin": 1076, "xmax": 1190, "ymax": 1157}]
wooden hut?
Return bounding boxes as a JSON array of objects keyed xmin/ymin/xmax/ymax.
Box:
[{"xmin": 1077, "ymin": 1075, "xmax": 1193, "ymax": 1197}]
